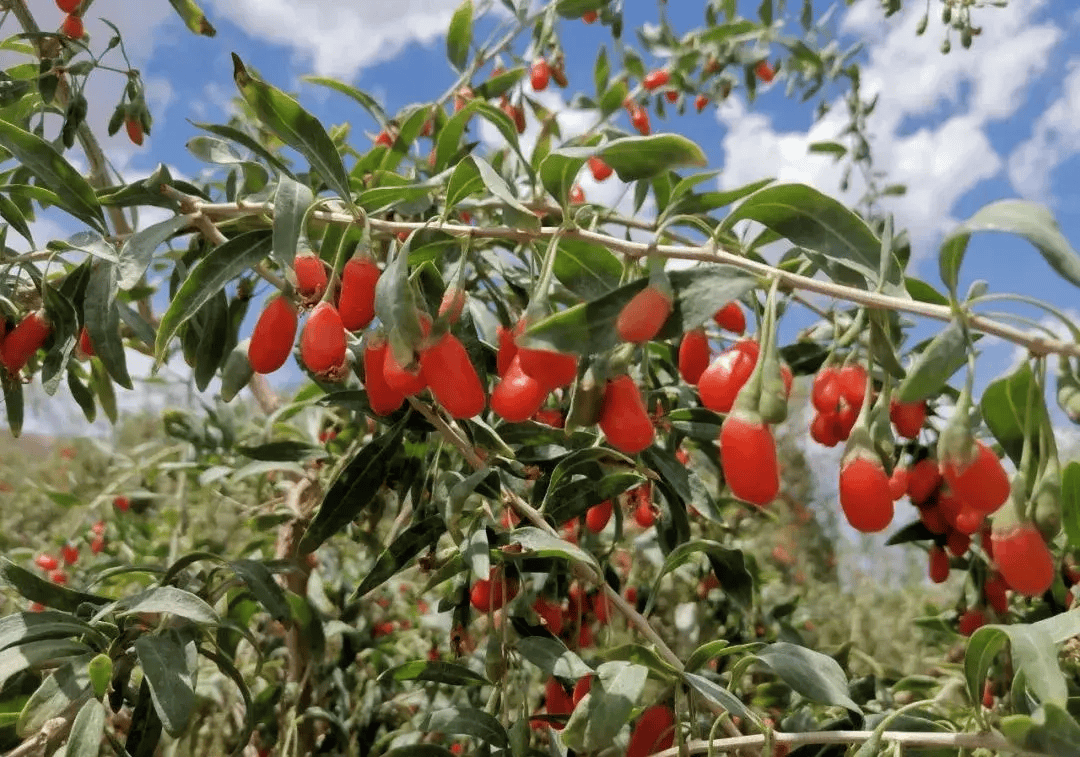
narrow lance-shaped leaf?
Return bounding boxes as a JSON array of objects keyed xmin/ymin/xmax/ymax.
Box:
[
  {"xmin": 446, "ymin": 0, "xmax": 473, "ymax": 71},
  {"xmin": 65, "ymin": 699, "xmax": 106, "ymax": 757},
  {"xmin": 0, "ymin": 120, "xmax": 105, "ymax": 232},
  {"xmin": 896, "ymin": 320, "xmax": 967, "ymax": 403},
  {"xmin": 598, "ymin": 134, "xmax": 708, "ymax": 181},
  {"xmin": 232, "ymin": 54, "xmax": 352, "ymax": 206},
  {"xmin": 155, "ymin": 230, "xmax": 272, "ymax": 364},
  {"xmin": 167, "ymin": 0, "xmax": 216, "ymax": 35},
  {"xmin": 354, "ymin": 516, "xmax": 445, "ymax": 597},
  {"xmin": 754, "ymin": 642, "xmax": 860, "ymax": 711},
  {"xmin": 85, "ymin": 262, "xmax": 132, "ymax": 389},
  {"xmin": 119, "ymin": 215, "xmax": 190, "ymax": 290},
  {"xmin": 135, "ymin": 632, "xmax": 196, "ymax": 737}
]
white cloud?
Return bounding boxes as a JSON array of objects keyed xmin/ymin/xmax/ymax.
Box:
[
  {"xmin": 1008, "ymin": 58, "xmax": 1080, "ymax": 199},
  {"xmin": 205, "ymin": 0, "xmax": 461, "ymax": 80},
  {"xmin": 717, "ymin": 0, "xmax": 1062, "ymax": 259}
]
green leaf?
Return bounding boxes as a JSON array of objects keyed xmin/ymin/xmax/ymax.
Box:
[
  {"xmin": 167, "ymin": 0, "xmax": 216, "ymax": 35},
  {"xmin": 0, "ymin": 560, "xmax": 109, "ymax": 613},
  {"xmin": 384, "ymin": 748, "xmax": 454, "ymax": 757},
  {"xmin": 465, "ymin": 156, "xmax": 539, "ymax": 232},
  {"xmin": 754, "ymin": 642, "xmax": 860, "ymax": 711},
  {"xmin": 0, "ymin": 191, "xmax": 32, "ymax": 246},
  {"xmin": 552, "ymin": 239, "xmax": 623, "ymax": 299},
  {"xmin": 0, "ymin": 610, "xmax": 95, "ymax": 651},
  {"xmin": 299, "ymin": 420, "xmax": 406, "ymax": 552},
  {"xmin": 521, "ymin": 264, "xmax": 756, "ymax": 355},
  {"xmin": 981, "ymin": 362, "xmax": 1050, "ymax": 466},
  {"xmin": 0, "ymin": 119, "xmax": 105, "ymax": 232},
  {"xmin": 237, "ymin": 441, "xmax": 324, "ymax": 462},
  {"xmin": 354, "ymin": 516, "xmax": 444, "ymax": 597},
  {"xmin": 539, "ymin": 148, "xmax": 592, "ymax": 207},
  {"xmin": 965, "ymin": 622, "xmax": 1066, "ymax": 709},
  {"xmin": 941, "ymin": 200, "xmax": 1080, "ymax": 293},
  {"xmin": 380, "ymin": 660, "xmax": 489, "ymax": 686},
  {"xmin": 509, "ymin": 526, "xmax": 600, "ymax": 571},
  {"xmin": 112, "ymin": 586, "xmax": 219, "ymax": 625},
  {"xmin": 684, "ymin": 671, "xmax": 754, "ymax": 720},
  {"xmin": 135, "ymin": 631, "xmax": 196, "ymax": 737},
  {"xmin": 645, "ymin": 540, "xmax": 753, "ymax": 613},
  {"xmin": 118, "ymin": 215, "xmax": 189, "ymax": 290},
  {"xmin": 16, "ymin": 656, "xmax": 92, "ymax": 736},
  {"xmin": 300, "ymin": 79, "xmax": 387, "ymax": 128},
  {"xmin": 896, "ymin": 320, "xmax": 967, "ymax": 403},
  {"xmin": 598, "ymin": 134, "xmax": 708, "ymax": 181},
  {"xmin": 0, "ymin": 639, "xmax": 91, "ymax": 689},
  {"xmin": 723, "ymin": 183, "xmax": 899, "ymax": 292},
  {"xmin": 190, "ymin": 121, "xmax": 294, "ymax": 176},
  {"xmin": 2, "ymin": 371, "xmax": 22, "ymax": 437},
  {"xmin": 232, "ymin": 54, "xmax": 352, "ymax": 205},
  {"xmin": 272, "ymin": 176, "xmax": 313, "ymax": 271},
  {"xmin": 555, "ymin": 0, "xmax": 606, "ymax": 16},
  {"xmin": 516, "ymin": 637, "xmax": 592, "ymax": 679},
  {"xmin": 446, "ymin": 1, "xmax": 474, "ymax": 71},
  {"xmin": 686, "ymin": 641, "xmax": 760, "ymax": 673},
  {"xmin": 155, "ymin": 230, "xmax": 271, "ymax": 362},
  {"xmin": 230, "ymin": 559, "xmax": 290, "ymax": 621},
  {"xmin": 445, "ymin": 157, "xmax": 486, "ymax": 211},
  {"xmin": 598, "ymin": 644, "xmax": 679, "ymax": 680},
  {"xmin": 1007, "ymin": 702, "xmax": 1080, "ymax": 755},
  {"xmin": 562, "ymin": 662, "xmax": 648, "ymax": 752},
  {"xmin": 85, "ymin": 261, "xmax": 132, "ymax": 389},
  {"xmin": 424, "ymin": 707, "xmax": 507, "ymax": 748},
  {"xmin": 66, "ymin": 699, "xmax": 106, "ymax": 757}
]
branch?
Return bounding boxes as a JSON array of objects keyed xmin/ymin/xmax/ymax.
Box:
[
  {"xmin": 191, "ymin": 200, "xmax": 1080, "ymax": 361},
  {"xmin": 654, "ymin": 729, "xmax": 1046, "ymax": 757}
]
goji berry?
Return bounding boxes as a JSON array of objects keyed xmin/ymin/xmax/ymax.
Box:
[
  {"xmin": 992, "ymin": 523, "xmax": 1055, "ymax": 597},
  {"xmin": 582, "ymin": 10, "xmax": 597, "ymax": 23},
  {"xmin": 300, "ymin": 302, "xmax": 347, "ymax": 378},
  {"xmin": 616, "ymin": 286, "xmax": 672, "ymax": 344},
  {"xmin": 491, "ymin": 355, "xmax": 548, "ymax": 422},
  {"xmin": 906, "ymin": 458, "xmax": 941, "ymax": 505},
  {"xmin": 713, "ymin": 302, "xmax": 745, "ymax": 334},
  {"xmin": 755, "ymin": 60, "xmax": 775, "ymax": 83},
  {"xmin": 585, "ymin": 499, "xmax": 613, "ymax": 533},
  {"xmin": 125, "ymin": 118, "xmax": 144, "ymax": 146},
  {"xmin": 34, "ymin": 554, "xmax": 58, "ymax": 571},
  {"xmin": 56, "ymin": 0, "xmax": 80, "ymax": 12},
  {"xmin": 890, "ymin": 399, "xmax": 927, "ymax": 439},
  {"xmin": 531, "ymin": 58, "xmax": 551, "ymax": 91},
  {"xmin": 642, "ymin": 70, "xmax": 670, "ymax": 90},
  {"xmin": 695, "ymin": 94, "xmax": 709, "ymax": 112},
  {"xmin": 2, "ymin": 310, "xmax": 51, "ymax": 374},
  {"xmin": 383, "ymin": 347, "xmax": 427, "ymax": 396},
  {"xmin": 516, "ymin": 342, "xmax": 579, "ymax": 389},
  {"xmin": 419, "ymin": 332, "xmax": 486, "ymax": 419},
  {"xmin": 569, "ymin": 185, "xmax": 585, "ymax": 204},
  {"xmin": 810, "ymin": 411, "xmax": 842, "ymax": 447},
  {"xmin": 984, "ymin": 572, "xmax": 1009, "ymax": 614},
  {"xmin": 942, "ymin": 440, "xmax": 1010, "ymax": 514},
  {"xmin": 533, "ymin": 596, "xmax": 563, "ymax": 636},
  {"xmin": 293, "ymin": 252, "xmax": 328, "ymax": 302},
  {"xmin": 598, "ymin": 375, "xmax": 655, "ymax": 454},
  {"xmin": 720, "ymin": 411, "xmax": 779, "ymax": 506},
  {"xmin": 811, "ymin": 367, "xmax": 840, "ymax": 413},
  {"xmin": 958, "ymin": 607, "xmax": 986, "ymax": 636},
  {"xmin": 588, "ymin": 156, "xmax": 613, "ymax": 182},
  {"xmin": 572, "ymin": 674, "xmax": 593, "ymax": 705},
  {"xmin": 698, "ymin": 341, "xmax": 757, "ymax": 413},
  {"xmin": 630, "ymin": 106, "xmax": 651, "ymax": 135},
  {"xmin": 362, "ymin": 338, "xmax": 405, "ymax": 416},
  {"xmin": 61, "ymin": 543, "xmax": 78, "ymax": 566},
  {"xmin": 627, "ymin": 705, "xmax": 676, "ymax": 757},
  {"xmin": 61, "ymin": 14, "xmax": 83, "ymax": 38},
  {"xmin": 338, "ymin": 257, "xmax": 381, "ymax": 331},
  {"xmin": 838, "ymin": 363, "xmax": 867, "ymax": 408},
  {"xmin": 438, "ymin": 287, "xmax": 467, "ymax": 325},
  {"xmin": 633, "ymin": 500, "xmax": 656, "ymax": 528},
  {"xmin": 928, "ymin": 545, "xmax": 950, "ymax": 583},
  {"xmin": 78, "ymin": 326, "xmax": 94, "ymax": 358},
  {"xmin": 838, "ymin": 457, "xmax": 894, "ymax": 533},
  {"xmin": 248, "ymin": 296, "xmax": 297, "ymax": 374},
  {"xmin": 887, "ymin": 466, "xmax": 908, "ymax": 500}
]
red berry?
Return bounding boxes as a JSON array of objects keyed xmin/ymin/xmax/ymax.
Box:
[
  {"xmin": 588, "ymin": 156, "xmax": 613, "ymax": 182},
  {"xmin": 838, "ymin": 457, "xmax": 894, "ymax": 533},
  {"xmin": 438, "ymin": 287, "xmax": 467, "ymax": 325},
  {"xmin": 61, "ymin": 543, "xmax": 78, "ymax": 566},
  {"xmin": 809, "ymin": 411, "xmax": 842, "ymax": 448},
  {"xmin": 533, "ymin": 597, "xmax": 563, "ymax": 636},
  {"xmin": 992, "ymin": 523, "xmax": 1055, "ymax": 597},
  {"xmin": 698, "ymin": 341, "xmax": 758, "ymax": 414},
  {"xmin": 958, "ymin": 607, "xmax": 986, "ymax": 636},
  {"xmin": 496, "ymin": 324, "xmax": 519, "ymax": 378},
  {"xmin": 665, "ymin": 89, "xmax": 678, "ymax": 103},
  {"xmin": 890, "ymin": 399, "xmax": 927, "ymax": 439},
  {"xmin": 982, "ymin": 680, "xmax": 995, "ymax": 709},
  {"xmin": 695, "ymin": 94, "xmax": 709, "ymax": 112},
  {"xmin": 383, "ymin": 347, "xmax": 427, "ymax": 396},
  {"xmin": 678, "ymin": 328, "xmax": 710, "ymax": 385},
  {"xmin": 720, "ymin": 412, "xmax": 779, "ymax": 506},
  {"xmin": 942, "ymin": 441, "xmax": 1010, "ymax": 514},
  {"xmin": 755, "ymin": 60, "xmax": 775, "ymax": 83},
  {"xmin": 56, "ymin": 0, "xmax": 80, "ymax": 12},
  {"xmin": 491, "ymin": 355, "xmax": 548, "ymax": 422},
  {"xmin": 338, "ymin": 257, "xmax": 381, "ymax": 331},
  {"xmin": 642, "ymin": 70, "xmax": 671, "ymax": 91},
  {"xmin": 517, "ymin": 344, "xmax": 578, "ymax": 389},
  {"xmin": 582, "ymin": 10, "xmax": 597, "ymax": 23},
  {"xmin": 362, "ymin": 338, "xmax": 405, "ymax": 416},
  {"xmin": 599, "ymin": 375, "xmax": 655, "ymax": 454},
  {"xmin": 906, "ymin": 459, "xmax": 942, "ymax": 506},
  {"xmin": 34, "ymin": 554, "xmax": 58, "ymax": 571},
  {"xmin": 300, "ymin": 302, "xmax": 348, "ymax": 378},
  {"xmin": 572, "ymin": 674, "xmax": 593, "ymax": 706},
  {"xmin": 91, "ymin": 521, "xmax": 105, "ymax": 536},
  {"xmin": 470, "ymin": 570, "xmax": 518, "ymax": 612},
  {"xmin": 592, "ymin": 592, "xmax": 611, "ymax": 624},
  {"xmin": 947, "ymin": 529, "xmax": 971, "ymax": 557},
  {"xmin": 49, "ymin": 569, "xmax": 67, "ymax": 585},
  {"xmin": 78, "ymin": 326, "xmax": 94, "ymax": 358},
  {"xmin": 533, "ymin": 408, "xmax": 564, "ymax": 427},
  {"xmin": 887, "ymin": 466, "xmax": 908, "ymax": 500},
  {"xmin": 374, "ymin": 130, "xmax": 393, "ymax": 147},
  {"xmin": 585, "ymin": 500, "xmax": 613, "ymax": 533},
  {"xmin": 546, "ymin": 677, "xmax": 573, "ymax": 716},
  {"xmin": 984, "ymin": 572, "xmax": 1009, "ymax": 614},
  {"xmin": 928, "ymin": 545, "xmax": 950, "ymax": 583},
  {"xmin": 627, "ymin": 705, "xmax": 676, "ymax": 757},
  {"xmin": 616, "ymin": 286, "xmax": 672, "ymax": 344},
  {"xmin": 713, "ymin": 302, "xmax": 745, "ymax": 333},
  {"xmin": 90, "ymin": 536, "xmax": 104, "ymax": 555},
  {"xmin": 811, "ymin": 367, "xmax": 840, "ymax": 413},
  {"xmin": 2, "ymin": 310, "xmax": 51, "ymax": 374},
  {"xmin": 61, "ymin": 14, "xmax": 84, "ymax": 39},
  {"xmin": 569, "ymin": 185, "xmax": 585, "ymax": 204},
  {"xmin": 630, "ymin": 106, "xmax": 651, "ymax": 135},
  {"xmin": 837, "ymin": 363, "xmax": 867, "ymax": 408},
  {"xmin": 420, "ymin": 332, "xmax": 486, "ymax": 419},
  {"xmin": 248, "ymin": 296, "xmax": 298, "ymax": 374},
  {"xmin": 633, "ymin": 500, "xmax": 656, "ymax": 528},
  {"xmin": 531, "ymin": 58, "xmax": 551, "ymax": 91},
  {"xmin": 125, "ymin": 118, "xmax": 144, "ymax": 147},
  {"xmin": 293, "ymin": 252, "xmax": 329, "ymax": 301}
]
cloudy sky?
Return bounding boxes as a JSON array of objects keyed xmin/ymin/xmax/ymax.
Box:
[{"xmin": 13, "ymin": 1, "xmax": 1080, "ymax": 487}]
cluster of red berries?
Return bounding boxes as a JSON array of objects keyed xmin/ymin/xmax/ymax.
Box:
[
  {"xmin": 56, "ymin": 0, "xmax": 83, "ymax": 39},
  {"xmin": 539, "ymin": 675, "xmax": 673, "ymax": 754}
]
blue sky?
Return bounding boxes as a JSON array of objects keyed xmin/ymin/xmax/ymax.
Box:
[{"xmin": 13, "ymin": 0, "xmax": 1080, "ymax": 446}]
